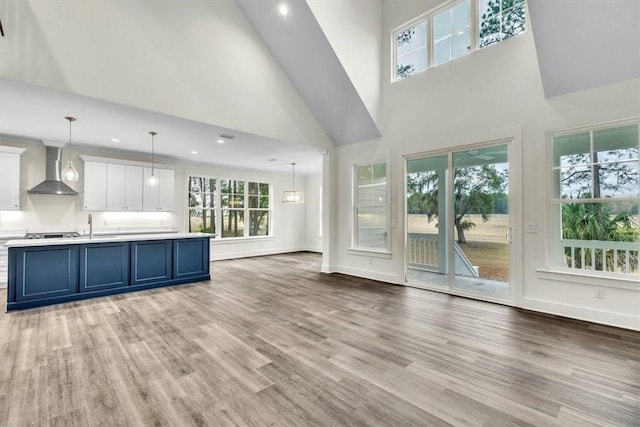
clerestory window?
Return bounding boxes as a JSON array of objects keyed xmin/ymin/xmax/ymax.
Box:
[{"xmin": 393, "ymin": 0, "xmax": 526, "ymax": 81}]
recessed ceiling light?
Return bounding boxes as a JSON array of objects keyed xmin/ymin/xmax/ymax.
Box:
[
  {"xmin": 111, "ymin": 138, "xmax": 120, "ymax": 142},
  {"xmin": 191, "ymin": 150, "xmax": 198, "ymax": 155},
  {"xmin": 217, "ymin": 139, "xmax": 225, "ymax": 144},
  {"xmin": 278, "ymin": 3, "xmax": 289, "ymax": 17}
]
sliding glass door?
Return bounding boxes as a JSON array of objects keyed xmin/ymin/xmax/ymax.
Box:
[{"xmin": 406, "ymin": 143, "xmax": 512, "ymax": 302}]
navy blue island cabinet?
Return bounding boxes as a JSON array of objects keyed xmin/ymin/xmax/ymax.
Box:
[{"xmin": 6, "ymin": 235, "xmax": 210, "ymax": 311}]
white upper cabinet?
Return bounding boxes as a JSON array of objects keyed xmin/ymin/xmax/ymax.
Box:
[
  {"xmin": 83, "ymin": 157, "xmax": 173, "ymax": 212},
  {"xmin": 0, "ymin": 147, "xmax": 25, "ymax": 211},
  {"xmin": 143, "ymin": 167, "xmax": 174, "ymax": 212},
  {"xmin": 83, "ymin": 161, "xmax": 107, "ymax": 211},
  {"xmin": 106, "ymin": 164, "xmax": 143, "ymax": 211}
]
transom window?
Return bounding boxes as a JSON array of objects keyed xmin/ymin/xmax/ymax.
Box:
[
  {"xmin": 189, "ymin": 176, "xmax": 271, "ymax": 239},
  {"xmin": 550, "ymin": 122, "xmax": 639, "ymax": 276},
  {"xmin": 393, "ymin": 0, "xmax": 526, "ymax": 81}
]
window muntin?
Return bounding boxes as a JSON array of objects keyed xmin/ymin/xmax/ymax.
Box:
[
  {"xmin": 395, "ymin": 22, "xmax": 427, "ymax": 80},
  {"xmin": 188, "ymin": 177, "xmax": 216, "ymax": 234},
  {"xmin": 393, "ymin": 0, "xmax": 527, "ymax": 81},
  {"xmin": 354, "ymin": 162, "xmax": 389, "ymax": 251},
  {"xmin": 248, "ymin": 182, "xmax": 270, "ymax": 237},
  {"xmin": 433, "ymin": 0, "xmax": 471, "ymax": 66},
  {"xmin": 188, "ymin": 176, "xmax": 271, "ymax": 239},
  {"xmin": 550, "ymin": 123, "xmax": 640, "ymax": 276},
  {"xmin": 479, "ymin": 0, "xmax": 526, "ymax": 48}
]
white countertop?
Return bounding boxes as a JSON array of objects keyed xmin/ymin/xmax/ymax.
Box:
[{"xmin": 5, "ymin": 232, "xmax": 213, "ymax": 248}]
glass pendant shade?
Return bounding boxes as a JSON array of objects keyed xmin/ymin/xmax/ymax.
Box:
[
  {"xmin": 282, "ymin": 190, "xmax": 304, "ymax": 203},
  {"xmin": 61, "ymin": 161, "xmax": 80, "ymax": 182},
  {"xmin": 146, "ymin": 173, "xmax": 159, "ymax": 187},
  {"xmin": 62, "ymin": 116, "xmax": 80, "ymax": 182},
  {"xmin": 147, "ymin": 131, "xmax": 159, "ymax": 186},
  {"xmin": 282, "ymin": 162, "xmax": 304, "ymax": 203}
]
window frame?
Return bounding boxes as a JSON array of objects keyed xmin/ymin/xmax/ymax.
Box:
[
  {"xmin": 351, "ymin": 160, "xmax": 391, "ymax": 254},
  {"xmin": 187, "ymin": 175, "xmax": 272, "ymax": 240},
  {"xmin": 392, "ymin": 0, "xmax": 526, "ymax": 82},
  {"xmin": 547, "ymin": 119, "xmax": 640, "ymax": 279}
]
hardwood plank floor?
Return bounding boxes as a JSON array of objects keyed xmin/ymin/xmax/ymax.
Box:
[{"xmin": 1, "ymin": 252, "xmax": 638, "ymax": 426}]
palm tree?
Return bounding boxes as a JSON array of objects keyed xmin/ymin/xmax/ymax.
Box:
[{"xmin": 562, "ymin": 202, "xmax": 638, "ymax": 272}]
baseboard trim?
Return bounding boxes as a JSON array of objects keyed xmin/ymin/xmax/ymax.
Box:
[
  {"xmin": 522, "ymin": 297, "xmax": 640, "ymax": 331},
  {"xmin": 211, "ymin": 247, "xmax": 313, "ymax": 261},
  {"xmin": 330, "ymin": 265, "xmax": 400, "ymax": 285}
]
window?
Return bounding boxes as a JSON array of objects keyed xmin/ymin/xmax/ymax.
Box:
[
  {"xmin": 479, "ymin": 0, "xmax": 526, "ymax": 48},
  {"xmin": 221, "ymin": 179, "xmax": 245, "ymax": 238},
  {"xmin": 248, "ymin": 182, "xmax": 270, "ymax": 236},
  {"xmin": 393, "ymin": 0, "xmax": 526, "ymax": 81},
  {"xmin": 433, "ymin": 0, "xmax": 471, "ymax": 66},
  {"xmin": 188, "ymin": 176, "xmax": 271, "ymax": 239},
  {"xmin": 188, "ymin": 177, "xmax": 216, "ymax": 234},
  {"xmin": 395, "ymin": 22, "xmax": 427, "ymax": 80},
  {"xmin": 354, "ymin": 162, "xmax": 388, "ymax": 251},
  {"xmin": 550, "ymin": 123, "xmax": 639, "ymax": 276}
]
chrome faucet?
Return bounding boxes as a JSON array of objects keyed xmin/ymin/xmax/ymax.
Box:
[{"xmin": 88, "ymin": 213, "xmax": 93, "ymax": 239}]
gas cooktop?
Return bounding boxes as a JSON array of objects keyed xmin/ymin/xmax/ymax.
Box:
[{"xmin": 24, "ymin": 231, "xmax": 81, "ymax": 239}]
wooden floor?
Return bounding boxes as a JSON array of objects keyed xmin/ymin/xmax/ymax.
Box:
[{"xmin": 1, "ymin": 252, "xmax": 639, "ymax": 426}]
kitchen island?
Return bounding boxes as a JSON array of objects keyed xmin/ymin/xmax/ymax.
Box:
[{"xmin": 5, "ymin": 233, "xmax": 211, "ymax": 311}]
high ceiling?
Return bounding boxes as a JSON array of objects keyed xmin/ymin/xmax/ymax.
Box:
[
  {"xmin": 0, "ymin": 0, "xmax": 635, "ymax": 174},
  {"xmin": 528, "ymin": 0, "xmax": 640, "ymax": 97},
  {"xmin": 0, "ymin": 78, "xmax": 325, "ymax": 174}
]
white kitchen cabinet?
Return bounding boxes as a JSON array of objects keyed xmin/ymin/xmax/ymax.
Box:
[
  {"xmin": 0, "ymin": 238, "xmax": 8, "ymax": 287},
  {"xmin": 0, "ymin": 148, "xmax": 24, "ymax": 210},
  {"xmin": 106, "ymin": 164, "xmax": 143, "ymax": 211},
  {"xmin": 83, "ymin": 161, "xmax": 107, "ymax": 210},
  {"xmin": 143, "ymin": 167, "xmax": 174, "ymax": 211}
]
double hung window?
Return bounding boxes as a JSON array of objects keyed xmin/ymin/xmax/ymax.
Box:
[
  {"xmin": 550, "ymin": 122, "xmax": 639, "ymax": 276},
  {"xmin": 354, "ymin": 162, "xmax": 389, "ymax": 251},
  {"xmin": 189, "ymin": 176, "xmax": 271, "ymax": 239}
]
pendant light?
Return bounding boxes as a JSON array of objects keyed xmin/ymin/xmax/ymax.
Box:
[
  {"xmin": 146, "ymin": 131, "xmax": 159, "ymax": 186},
  {"xmin": 61, "ymin": 116, "xmax": 80, "ymax": 182},
  {"xmin": 282, "ymin": 162, "xmax": 304, "ymax": 203}
]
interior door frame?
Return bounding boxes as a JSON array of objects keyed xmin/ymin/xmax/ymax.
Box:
[{"xmin": 403, "ymin": 135, "xmax": 522, "ymax": 306}]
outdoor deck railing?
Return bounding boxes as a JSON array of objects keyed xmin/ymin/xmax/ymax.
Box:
[
  {"xmin": 562, "ymin": 239, "xmax": 639, "ymax": 274},
  {"xmin": 407, "ymin": 233, "xmax": 439, "ymax": 271}
]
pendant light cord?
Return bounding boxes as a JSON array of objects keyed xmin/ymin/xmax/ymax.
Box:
[
  {"xmin": 291, "ymin": 163, "xmax": 296, "ymax": 192},
  {"xmin": 150, "ymin": 131, "xmax": 156, "ymax": 174},
  {"xmin": 64, "ymin": 116, "xmax": 76, "ymax": 164}
]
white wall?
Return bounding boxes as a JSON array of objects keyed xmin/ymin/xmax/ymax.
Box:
[
  {"xmin": 327, "ymin": 0, "xmax": 640, "ymax": 330},
  {"xmin": 0, "ymin": 136, "xmax": 311, "ymax": 260},
  {"xmin": 303, "ymin": 173, "xmax": 323, "ymax": 252},
  {"xmin": 307, "ymin": 0, "xmax": 382, "ymax": 125},
  {"xmin": 0, "ymin": 0, "xmax": 332, "ymax": 151}
]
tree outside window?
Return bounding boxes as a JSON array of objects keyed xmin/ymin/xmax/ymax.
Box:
[
  {"xmin": 479, "ymin": 0, "xmax": 526, "ymax": 48},
  {"xmin": 248, "ymin": 182, "xmax": 270, "ymax": 236},
  {"xmin": 552, "ymin": 123, "xmax": 639, "ymax": 274},
  {"xmin": 221, "ymin": 179, "xmax": 245, "ymax": 238},
  {"xmin": 188, "ymin": 177, "xmax": 216, "ymax": 234}
]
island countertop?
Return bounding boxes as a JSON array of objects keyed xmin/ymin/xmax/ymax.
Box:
[{"xmin": 5, "ymin": 232, "xmax": 213, "ymax": 248}]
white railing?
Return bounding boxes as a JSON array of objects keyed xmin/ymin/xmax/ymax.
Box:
[
  {"xmin": 562, "ymin": 239, "xmax": 639, "ymax": 274},
  {"xmin": 407, "ymin": 233, "xmax": 439, "ymax": 271},
  {"xmin": 407, "ymin": 233, "xmax": 479, "ymax": 277}
]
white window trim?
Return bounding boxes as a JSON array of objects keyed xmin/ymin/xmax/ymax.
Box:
[
  {"xmin": 391, "ymin": 0, "xmax": 527, "ymax": 82},
  {"xmin": 351, "ymin": 160, "xmax": 391, "ymax": 254},
  {"xmin": 187, "ymin": 175, "xmax": 273, "ymax": 240},
  {"xmin": 546, "ymin": 117, "xmax": 640, "ymax": 282}
]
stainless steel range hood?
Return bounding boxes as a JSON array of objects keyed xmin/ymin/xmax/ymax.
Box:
[{"xmin": 27, "ymin": 145, "xmax": 78, "ymax": 196}]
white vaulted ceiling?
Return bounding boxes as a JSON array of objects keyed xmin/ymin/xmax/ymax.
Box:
[
  {"xmin": 235, "ymin": 0, "xmax": 381, "ymax": 146},
  {"xmin": 528, "ymin": 0, "xmax": 640, "ymax": 98}
]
